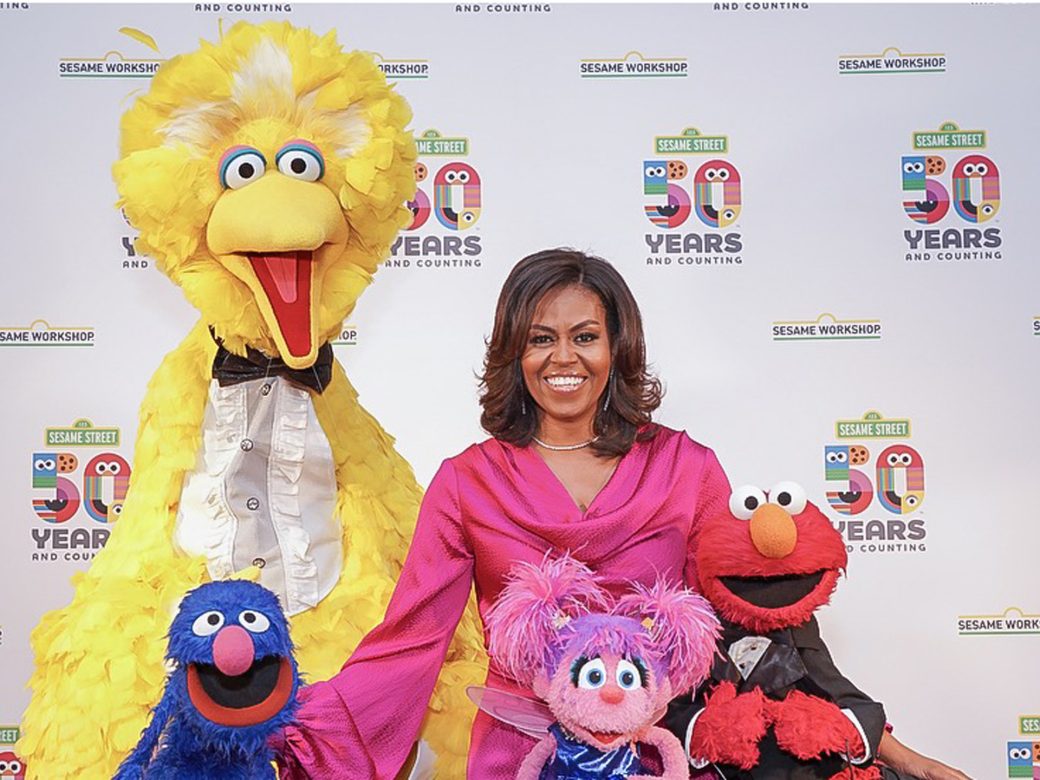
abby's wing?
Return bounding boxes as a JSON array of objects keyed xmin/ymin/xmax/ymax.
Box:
[{"xmin": 465, "ymin": 685, "xmax": 555, "ymax": 739}]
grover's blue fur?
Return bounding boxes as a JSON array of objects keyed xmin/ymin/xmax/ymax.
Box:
[{"xmin": 114, "ymin": 581, "xmax": 300, "ymax": 779}]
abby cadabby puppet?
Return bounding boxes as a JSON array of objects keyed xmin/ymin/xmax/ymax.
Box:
[{"xmin": 482, "ymin": 554, "xmax": 720, "ymax": 780}]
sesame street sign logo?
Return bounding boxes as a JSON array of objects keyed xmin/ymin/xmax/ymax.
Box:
[
  {"xmin": 901, "ymin": 121, "xmax": 1003, "ymax": 263},
  {"xmin": 822, "ymin": 411, "xmax": 926, "ymax": 554},
  {"xmin": 388, "ymin": 130, "xmax": 483, "ymax": 270},
  {"xmin": 29, "ymin": 420, "xmax": 130, "ymax": 561},
  {"xmin": 642, "ymin": 127, "xmax": 743, "ymax": 268}
]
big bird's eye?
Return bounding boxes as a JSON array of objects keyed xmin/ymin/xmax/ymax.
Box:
[
  {"xmin": 238, "ymin": 610, "xmax": 271, "ymax": 633},
  {"xmin": 220, "ymin": 147, "xmax": 267, "ymax": 189},
  {"xmin": 573, "ymin": 657, "xmax": 607, "ymax": 689},
  {"xmin": 616, "ymin": 659, "xmax": 643, "ymax": 690},
  {"xmin": 768, "ymin": 481, "xmax": 807, "ymax": 515},
  {"xmin": 192, "ymin": 610, "xmax": 225, "ymax": 637},
  {"xmin": 276, "ymin": 141, "xmax": 325, "ymax": 182},
  {"xmin": 729, "ymin": 485, "xmax": 767, "ymax": 520}
]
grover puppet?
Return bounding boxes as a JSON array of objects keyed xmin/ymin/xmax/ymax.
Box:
[
  {"xmin": 114, "ymin": 580, "xmax": 300, "ymax": 779},
  {"xmin": 485, "ymin": 554, "xmax": 720, "ymax": 780},
  {"xmin": 666, "ymin": 482, "xmax": 885, "ymax": 779}
]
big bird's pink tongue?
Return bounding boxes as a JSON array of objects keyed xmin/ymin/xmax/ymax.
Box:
[{"xmin": 247, "ymin": 251, "xmax": 314, "ymax": 360}]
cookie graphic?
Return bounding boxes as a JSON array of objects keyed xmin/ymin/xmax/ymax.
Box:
[
  {"xmin": 57, "ymin": 453, "xmax": 78, "ymax": 473},
  {"xmin": 849, "ymin": 445, "xmax": 870, "ymax": 466},
  {"xmin": 925, "ymin": 156, "xmax": 945, "ymax": 176},
  {"xmin": 414, "ymin": 162, "xmax": 428, "ymax": 182},
  {"xmin": 667, "ymin": 160, "xmax": 688, "ymax": 180}
]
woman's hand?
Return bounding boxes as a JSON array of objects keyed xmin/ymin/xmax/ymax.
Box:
[{"xmin": 877, "ymin": 731, "xmax": 973, "ymax": 780}]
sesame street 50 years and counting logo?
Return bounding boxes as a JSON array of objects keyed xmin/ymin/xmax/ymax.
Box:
[{"xmin": 642, "ymin": 127, "xmax": 743, "ymax": 268}]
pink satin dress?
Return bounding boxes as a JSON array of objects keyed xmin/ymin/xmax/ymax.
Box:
[{"xmin": 276, "ymin": 425, "xmax": 730, "ymax": 779}]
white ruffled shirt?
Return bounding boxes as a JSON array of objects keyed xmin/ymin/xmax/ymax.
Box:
[{"xmin": 174, "ymin": 377, "xmax": 342, "ymax": 615}]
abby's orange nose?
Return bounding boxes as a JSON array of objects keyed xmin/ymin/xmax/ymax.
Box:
[
  {"xmin": 749, "ymin": 504, "xmax": 797, "ymax": 559},
  {"xmin": 599, "ymin": 687, "xmax": 624, "ymax": 705}
]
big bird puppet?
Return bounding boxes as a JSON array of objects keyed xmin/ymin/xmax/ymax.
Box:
[{"xmin": 19, "ymin": 21, "xmax": 485, "ymax": 779}]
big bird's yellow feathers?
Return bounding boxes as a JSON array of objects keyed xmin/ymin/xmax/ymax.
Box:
[{"xmin": 20, "ymin": 22, "xmax": 485, "ymax": 778}]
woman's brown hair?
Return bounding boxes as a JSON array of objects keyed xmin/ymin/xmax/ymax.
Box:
[{"xmin": 479, "ymin": 248, "xmax": 663, "ymax": 457}]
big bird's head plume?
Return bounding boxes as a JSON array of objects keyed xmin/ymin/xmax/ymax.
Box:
[{"xmin": 114, "ymin": 21, "xmax": 416, "ymax": 368}]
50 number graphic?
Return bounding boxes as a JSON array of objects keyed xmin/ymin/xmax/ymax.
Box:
[
  {"xmin": 644, "ymin": 158, "xmax": 742, "ymax": 230},
  {"xmin": 406, "ymin": 161, "xmax": 482, "ymax": 231},
  {"xmin": 824, "ymin": 444, "xmax": 924, "ymax": 516},
  {"xmin": 901, "ymin": 153, "xmax": 1000, "ymax": 225},
  {"xmin": 32, "ymin": 452, "xmax": 130, "ymax": 524}
]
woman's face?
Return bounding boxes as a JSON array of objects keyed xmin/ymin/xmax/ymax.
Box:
[{"xmin": 521, "ymin": 284, "xmax": 612, "ymax": 432}]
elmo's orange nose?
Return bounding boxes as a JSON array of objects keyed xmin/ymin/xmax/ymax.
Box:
[{"xmin": 749, "ymin": 504, "xmax": 797, "ymax": 558}]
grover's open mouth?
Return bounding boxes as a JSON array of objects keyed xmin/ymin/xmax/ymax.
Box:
[
  {"xmin": 187, "ymin": 655, "xmax": 294, "ymax": 726},
  {"xmin": 718, "ymin": 571, "xmax": 826, "ymax": 609}
]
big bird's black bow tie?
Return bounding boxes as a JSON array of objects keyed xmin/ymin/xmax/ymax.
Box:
[{"xmin": 211, "ymin": 336, "xmax": 333, "ymax": 394}]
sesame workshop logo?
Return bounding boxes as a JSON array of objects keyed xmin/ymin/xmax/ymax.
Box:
[
  {"xmin": 901, "ymin": 121, "xmax": 1002, "ymax": 263},
  {"xmin": 772, "ymin": 313, "xmax": 881, "ymax": 342},
  {"xmin": 29, "ymin": 419, "xmax": 129, "ymax": 562},
  {"xmin": 331, "ymin": 324, "xmax": 358, "ymax": 347},
  {"xmin": 388, "ymin": 130, "xmax": 484, "ymax": 270},
  {"xmin": 958, "ymin": 607, "xmax": 1040, "ymax": 637},
  {"xmin": 821, "ymin": 411, "xmax": 927, "ymax": 554},
  {"xmin": 58, "ymin": 27, "xmax": 163, "ymax": 79},
  {"xmin": 579, "ymin": 51, "xmax": 687, "ymax": 79},
  {"xmin": 643, "ymin": 127, "xmax": 743, "ymax": 268},
  {"xmin": 371, "ymin": 52, "xmax": 430, "ymax": 81},
  {"xmin": 0, "ymin": 320, "xmax": 95, "ymax": 348},
  {"xmin": 838, "ymin": 46, "xmax": 946, "ymax": 76}
]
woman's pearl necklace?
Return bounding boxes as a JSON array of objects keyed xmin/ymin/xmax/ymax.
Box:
[{"xmin": 532, "ymin": 435, "xmax": 600, "ymax": 452}]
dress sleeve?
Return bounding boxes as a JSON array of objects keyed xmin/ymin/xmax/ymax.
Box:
[
  {"xmin": 276, "ymin": 458, "xmax": 475, "ymax": 780},
  {"xmin": 683, "ymin": 446, "xmax": 731, "ymax": 590}
]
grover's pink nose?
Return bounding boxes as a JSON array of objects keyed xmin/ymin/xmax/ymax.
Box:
[{"xmin": 212, "ymin": 625, "xmax": 255, "ymax": 676}]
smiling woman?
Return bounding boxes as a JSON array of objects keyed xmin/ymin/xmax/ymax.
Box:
[{"xmin": 274, "ymin": 249, "xmax": 733, "ymax": 778}]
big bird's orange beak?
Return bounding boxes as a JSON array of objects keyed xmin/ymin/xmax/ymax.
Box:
[{"xmin": 206, "ymin": 173, "xmax": 348, "ymax": 369}]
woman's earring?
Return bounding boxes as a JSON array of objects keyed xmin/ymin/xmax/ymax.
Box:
[
  {"xmin": 521, "ymin": 393, "xmax": 527, "ymax": 416},
  {"xmin": 602, "ymin": 369, "xmax": 613, "ymax": 412}
]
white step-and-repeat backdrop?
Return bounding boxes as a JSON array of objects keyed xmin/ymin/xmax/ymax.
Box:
[{"xmin": 1, "ymin": 3, "xmax": 1038, "ymax": 777}]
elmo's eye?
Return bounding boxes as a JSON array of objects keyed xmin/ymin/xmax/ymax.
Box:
[
  {"xmin": 616, "ymin": 659, "xmax": 643, "ymax": 690},
  {"xmin": 768, "ymin": 481, "xmax": 807, "ymax": 515},
  {"xmin": 192, "ymin": 610, "xmax": 225, "ymax": 637},
  {"xmin": 238, "ymin": 610, "xmax": 271, "ymax": 633},
  {"xmin": 729, "ymin": 485, "xmax": 767, "ymax": 520},
  {"xmin": 574, "ymin": 658, "xmax": 607, "ymax": 689},
  {"xmin": 276, "ymin": 141, "xmax": 325, "ymax": 182},
  {"xmin": 8, "ymin": 762, "xmax": 20, "ymax": 774},
  {"xmin": 220, "ymin": 147, "xmax": 266, "ymax": 189}
]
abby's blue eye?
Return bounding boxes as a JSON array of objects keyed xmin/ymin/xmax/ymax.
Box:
[
  {"xmin": 574, "ymin": 657, "xmax": 607, "ymax": 689},
  {"xmin": 219, "ymin": 146, "xmax": 266, "ymax": 190},
  {"xmin": 276, "ymin": 140, "xmax": 325, "ymax": 182},
  {"xmin": 616, "ymin": 659, "xmax": 643, "ymax": 690}
]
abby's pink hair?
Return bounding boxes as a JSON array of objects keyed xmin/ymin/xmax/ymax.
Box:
[{"xmin": 486, "ymin": 554, "xmax": 720, "ymax": 695}]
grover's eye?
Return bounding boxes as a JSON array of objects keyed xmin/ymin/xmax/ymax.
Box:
[
  {"xmin": 276, "ymin": 140, "xmax": 325, "ymax": 182},
  {"xmin": 220, "ymin": 147, "xmax": 266, "ymax": 189},
  {"xmin": 574, "ymin": 657, "xmax": 607, "ymax": 689},
  {"xmin": 238, "ymin": 610, "xmax": 271, "ymax": 633},
  {"xmin": 729, "ymin": 485, "xmax": 767, "ymax": 520},
  {"xmin": 192, "ymin": 610, "xmax": 225, "ymax": 637},
  {"xmin": 767, "ymin": 481, "xmax": 807, "ymax": 515},
  {"xmin": 616, "ymin": 659, "xmax": 643, "ymax": 690}
]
